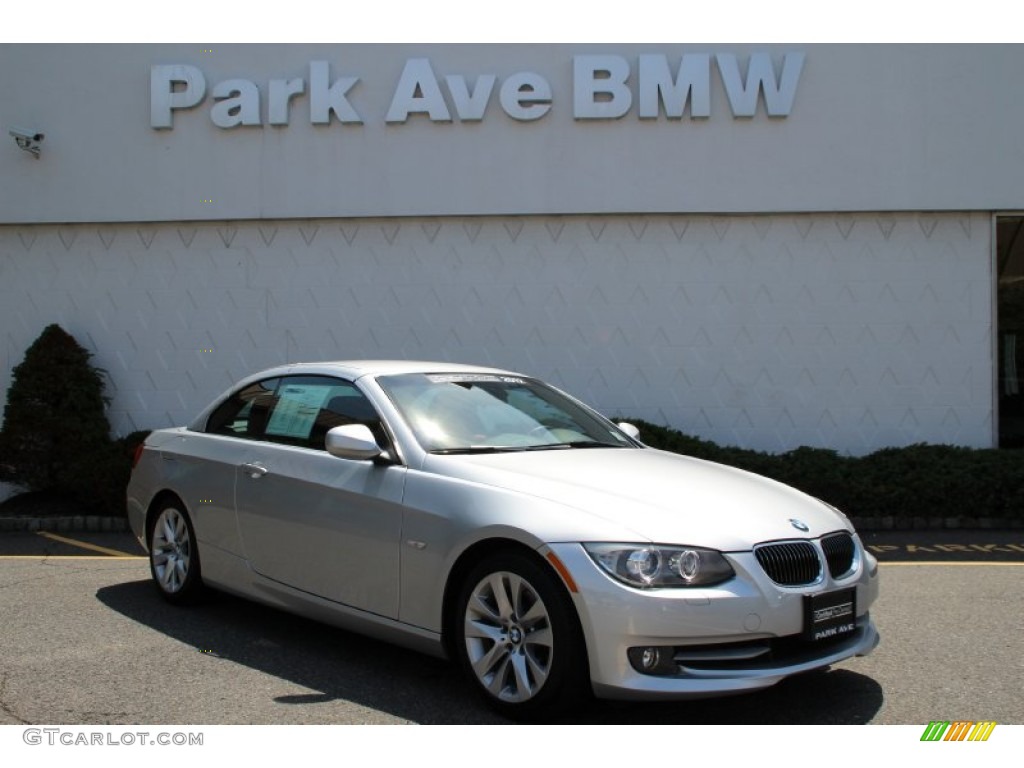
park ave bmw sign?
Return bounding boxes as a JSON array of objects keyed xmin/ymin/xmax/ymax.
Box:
[{"xmin": 150, "ymin": 52, "xmax": 805, "ymax": 129}]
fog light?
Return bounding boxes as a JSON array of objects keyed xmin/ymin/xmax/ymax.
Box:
[
  {"xmin": 641, "ymin": 647, "xmax": 661, "ymax": 670},
  {"xmin": 628, "ymin": 646, "xmax": 677, "ymax": 676}
]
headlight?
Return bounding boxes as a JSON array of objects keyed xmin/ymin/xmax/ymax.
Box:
[{"xmin": 583, "ymin": 543, "xmax": 734, "ymax": 588}]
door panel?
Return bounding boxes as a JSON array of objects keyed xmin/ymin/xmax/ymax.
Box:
[
  {"xmin": 231, "ymin": 375, "xmax": 406, "ymax": 617},
  {"xmin": 235, "ymin": 443, "xmax": 406, "ymax": 616}
]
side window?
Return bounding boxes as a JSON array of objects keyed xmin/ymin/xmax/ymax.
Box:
[
  {"xmin": 205, "ymin": 378, "xmax": 280, "ymax": 438},
  {"xmin": 263, "ymin": 376, "xmax": 386, "ymax": 451}
]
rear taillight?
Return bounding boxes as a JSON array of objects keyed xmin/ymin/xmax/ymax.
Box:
[{"xmin": 131, "ymin": 442, "xmax": 146, "ymax": 469}]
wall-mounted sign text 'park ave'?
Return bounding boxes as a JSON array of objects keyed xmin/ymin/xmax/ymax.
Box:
[{"xmin": 151, "ymin": 53, "xmax": 805, "ymax": 129}]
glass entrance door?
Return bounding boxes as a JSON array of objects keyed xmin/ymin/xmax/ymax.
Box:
[{"xmin": 997, "ymin": 217, "xmax": 1024, "ymax": 447}]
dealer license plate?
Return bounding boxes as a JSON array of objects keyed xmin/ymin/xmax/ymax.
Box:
[{"xmin": 803, "ymin": 588, "xmax": 857, "ymax": 642}]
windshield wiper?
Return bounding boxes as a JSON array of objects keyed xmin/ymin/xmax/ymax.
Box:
[
  {"xmin": 430, "ymin": 446, "xmax": 528, "ymax": 455},
  {"xmin": 517, "ymin": 441, "xmax": 627, "ymax": 451},
  {"xmin": 431, "ymin": 441, "xmax": 627, "ymax": 455}
]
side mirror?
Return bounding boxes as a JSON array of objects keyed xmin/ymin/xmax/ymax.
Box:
[
  {"xmin": 325, "ymin": 424, "xmax": 383, "ymax": 461},
  {"xmin": 616, "ymin": 422, "xmax": 641, "ymax": 440}
]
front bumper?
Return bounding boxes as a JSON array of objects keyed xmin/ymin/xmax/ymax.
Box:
[{"xmin": 545, "ymin": 539, "xmax": 880, "ymax": 700}]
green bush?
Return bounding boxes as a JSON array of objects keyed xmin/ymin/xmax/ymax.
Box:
[
  {"xmin": 0, "ymin": 324, "xmax": 127, "ymax": 516},
  {"xmin": 630, "ymin": 420, "xmax": 1024, "ymax": 523}
]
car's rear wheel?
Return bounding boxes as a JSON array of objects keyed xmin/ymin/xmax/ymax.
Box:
[
  {"xmin": 454, "ymin": 551, "xmax": 587, "ymax": 719},
  {"xmin": 149, "ymin": 500, "xmax": 203, "ymax": 604}
]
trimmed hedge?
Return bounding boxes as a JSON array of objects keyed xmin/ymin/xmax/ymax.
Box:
[
  {"xmin": 0, "ymin": 324, "xmax": 124, "ymax": 515},
  {"xmin": 0, "ymin": 324, "xmax": 154, "ymax": 519},
  {"xmin": 631, "ymin": 420, "xmax": 1024, "ymax": 523}
]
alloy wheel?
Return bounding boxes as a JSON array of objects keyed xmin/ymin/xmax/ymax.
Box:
[
  {"xmin": 463, "ymin": 570, "xmax": 555, "ymax": 703},
  {"xmin": 151, "ymin": 506, "xmax": 192, "ymax": 595}
]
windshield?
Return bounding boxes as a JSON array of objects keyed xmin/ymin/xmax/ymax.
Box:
[{"xmin": 376, "ymin": 373, "xmax": 637, "ymax": 453}]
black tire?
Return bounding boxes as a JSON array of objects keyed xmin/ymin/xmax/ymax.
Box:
[
  {"xmin": 453, "ymin": 550, "xmax": 588, "ymax": 719},
  {"xmin": 148, "ymin": 499, "xmax": 204, "ymax": 604}
]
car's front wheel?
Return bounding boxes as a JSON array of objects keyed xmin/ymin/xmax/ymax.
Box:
[
  {"xmin": 454, "ymin": 551, "xmax": 587, "ymax": 719},
  {"xmin": 148, "ymin": 500, "xmax": 203, "ymax": 604}
]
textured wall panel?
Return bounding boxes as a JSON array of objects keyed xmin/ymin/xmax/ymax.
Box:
[{"xmin": 0, "ymin": 212, "xmax": 993, "ymax": 454}]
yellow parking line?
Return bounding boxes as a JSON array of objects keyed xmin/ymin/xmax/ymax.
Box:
[
  {"xmin": 0, "ymin": 555, "xmax": 147, "ymax": 560},
  {"xmin": 35, "ymin": 531, "xmax": 140, "ymax": 558}
]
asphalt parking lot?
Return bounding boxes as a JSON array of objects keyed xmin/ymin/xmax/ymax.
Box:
[{"xmin": 0, "ymin": 530, "xmax": 1021, "ymax": 726}]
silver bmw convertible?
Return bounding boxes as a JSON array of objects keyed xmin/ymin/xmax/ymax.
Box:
[{"xmin": 127, "ymin": 360, "xmax": 880, "ymax": 717}]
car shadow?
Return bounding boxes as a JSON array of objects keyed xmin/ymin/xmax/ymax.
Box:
[{"xmin": 96, "ymin": 580, "xmax": 884, "ymax": 725}]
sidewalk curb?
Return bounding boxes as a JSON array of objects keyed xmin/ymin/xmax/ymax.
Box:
[
  {"xmin": 850, "ymin": 517, "xmax": 1024, "ymax": 531},
  {"xmin": 0, "ymin": 516, "xmax": 130, "ymax": 533}
]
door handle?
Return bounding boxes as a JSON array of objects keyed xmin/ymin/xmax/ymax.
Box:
[{"xmin": 240, "ymin": 462, "xmax": 268, "ymax": 479}]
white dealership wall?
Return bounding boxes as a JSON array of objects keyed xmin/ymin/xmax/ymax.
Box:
[{"xmin": 0, "ymin": 44, "xmax": 1016, "ymax": 454}]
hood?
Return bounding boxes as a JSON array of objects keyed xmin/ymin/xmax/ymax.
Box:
[{"xmin": 423, "ymin": 447, "xmax": 850, "ymax": 551}]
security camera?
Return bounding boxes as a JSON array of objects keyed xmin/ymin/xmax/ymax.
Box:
[
  {"xmin": 9, "ymin": 128, "xmax": 44, "ymax": 142},
  {"xmin": 9, "ymin": 127, "xmax": 44, "ymax": 157}
]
